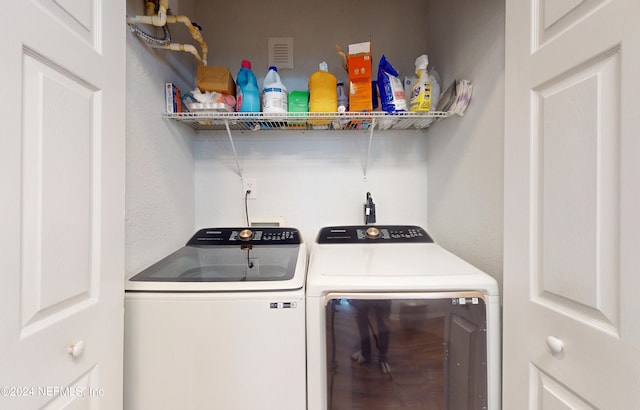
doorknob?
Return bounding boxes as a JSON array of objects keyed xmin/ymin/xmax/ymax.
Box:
[
  {"xmin": 68, "ymin": 340, "xmax": 85, "ymax": 358},
  {"xmin": 546, "ymin": 336, "xmax": 564, "ymax": 355}
]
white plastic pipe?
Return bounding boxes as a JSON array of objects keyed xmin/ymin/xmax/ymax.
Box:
[
  {"xmin": 127, "ymin": 0, "xmax": 209, "ymax": 65},
  {"xmin": 126, "ymin": 0, "xmax": 168, "ymax": 26},
  {"xmin": 151, "ymin": 43, "xmax": 203, "ymax": 65},
  {"xmin": 165, "ymin": 15, "xmax": 208, "ymax": 65}
]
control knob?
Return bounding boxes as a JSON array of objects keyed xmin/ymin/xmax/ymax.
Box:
[
  {"xmin": 239, "ymin": 229, "xmax": 253, "ymax": 241},
  {"xmin": 366, "ymin": 226, "xmax": 380, "ymax": 239}
]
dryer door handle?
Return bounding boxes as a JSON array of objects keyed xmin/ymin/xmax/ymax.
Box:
[{"xmin": 323, "ymin": 291, "xmax": 487, "ymax": 306}]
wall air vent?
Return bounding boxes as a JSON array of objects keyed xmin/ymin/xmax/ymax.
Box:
[{"xmin": 268, "ymin": 37, "xmax": 294, "ymax": 69}]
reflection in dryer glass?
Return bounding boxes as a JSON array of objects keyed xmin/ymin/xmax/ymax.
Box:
[{"xmin": 325, "ymin": 296, "xmax": 488, "ymax": 410}]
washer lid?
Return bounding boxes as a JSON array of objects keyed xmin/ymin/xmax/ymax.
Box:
[
  {"xmin": 307, "ymin": 225, "xmax": 499, "ymax": 296},
  {"xmin": 126, "ymin": 227, "xmax": 306, "ymax": 292},
  {"xmin": 129, "ymin": 244, "xmax": 299, "ymax": 283}
]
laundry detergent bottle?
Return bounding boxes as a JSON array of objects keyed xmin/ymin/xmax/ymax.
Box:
[
  {"xmin": 308, "ymin": 62, "xmax": 337, "ymax": 125},
  {"xmin": 337, "ymin": 81, "xmax": 349, "ymax": 112},
  {"xmin": 262, "ymin": 66, "xmax": 288, "ymax": 113},
  {"xmin": 236, "ymin": 60, "xmax": 260, "ymax": 112},
  {"xmin": 409, "ymin": 54, "xmax": 433, "ymax": 112}
]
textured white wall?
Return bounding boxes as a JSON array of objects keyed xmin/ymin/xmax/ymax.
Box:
[
  {"xmin": 425, "ymin": 0, "xmax": 505, "ymax": 291},
  {"xmin": 194, "ymin": 131, "xmax": 430, "ymax": 247},
  {"xmin": 125, "ymin": 0, "xmax": 197, "ymax": 275}
]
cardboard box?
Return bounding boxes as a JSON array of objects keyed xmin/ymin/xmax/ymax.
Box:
[
  {"xmin": 347, "ymin": 42, "xmax": 372, "ymax": 82},
  {"xmin": 349, "ymin": 80, "xmax": 372, "ymax": 112},
  {"xmin": 347, "ymin": 41, "xmax": 372, "ymax": 111},
  {"xmin": 348, "ymin": 54, "xmax": 372, "ymax": 81},
  {"xmin": 165, "ymin": 82, "xmax": 182, "ymax": 113},
  {"xmin": 196, "ymin": 65, "xmax": 236, "ymax": 96}
]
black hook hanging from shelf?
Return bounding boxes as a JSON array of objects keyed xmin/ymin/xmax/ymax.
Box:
[{"xmin": 364, "ymin": 192, "xmax": 376, "ymax": 225}]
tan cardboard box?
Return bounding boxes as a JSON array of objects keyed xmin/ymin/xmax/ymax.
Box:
[{"xmin": 196, "ymin": 65, "xmax": 236, "ymax": 96}]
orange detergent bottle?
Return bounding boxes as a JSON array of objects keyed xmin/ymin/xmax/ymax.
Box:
[{"xmin": 308, "ymin": 62, "xmax": 337, "ymax": 126}]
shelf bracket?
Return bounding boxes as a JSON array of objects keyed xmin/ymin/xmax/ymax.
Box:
[
  {"xmin": 224, "ymin": 120, "xmax": 243, "ymax": 178},
  {"xmin": 363, "ymin": 117, "xmax": 376, "ymax": 181}
]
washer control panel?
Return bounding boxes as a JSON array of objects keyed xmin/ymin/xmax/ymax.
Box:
[
  {"xmin": 187, "ymin": 227, "xmax": 301, "ymax": 245},
  {"xmin": 317, "ymin": 225, "xmax": 433, "ymax": 244}
]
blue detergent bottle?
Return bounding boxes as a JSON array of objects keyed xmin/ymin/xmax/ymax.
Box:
[{"xmin": 236, "ymin": 60, "xmax": 260, "ymax": 112}]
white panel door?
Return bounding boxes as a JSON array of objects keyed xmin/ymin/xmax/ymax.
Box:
[
  {"xmin": 504, "ymin": 0, "xmax": 640, "ymax": 408},
  {"xmin": 0, "ymin": 0, "xmax": 125, "ymax": 408}
]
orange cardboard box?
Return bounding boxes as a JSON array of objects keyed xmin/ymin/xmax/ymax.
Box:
[
  {"xmin": 347, "ymin": 41, "xmax": 372, "ymax": 82},
  {"xmin": 349, "ymin": 80, "xmax": 373, "ymax": 112},
  {"xmin": 347, "ymin": 54, "xmax": 372, "ymax": 81},
  {"xmin": 347, "ymin": 41, "xmax": 372, "ymax": 111}
]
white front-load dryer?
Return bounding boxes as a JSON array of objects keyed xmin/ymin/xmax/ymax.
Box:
[
  {"xmin": 306, "ymin": 225, "xmax": 501, "ymax": 410},
  {"xmin": 124, "ymin": 227, "xmax": 307, "ymax": 410}
]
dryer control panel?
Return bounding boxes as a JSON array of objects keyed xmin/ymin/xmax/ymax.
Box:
[
  {"xmin": 317, "ymin": 225, "xmax": 433, "ymax": 244},
  {"xmin": 187, "ymin": 227, "xmax": 301, "ymax": 245}
]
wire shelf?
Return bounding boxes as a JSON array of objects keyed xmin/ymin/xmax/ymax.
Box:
[{"xmin": 162, "ymin": 111, "xmax": 450, "ymax": 132}]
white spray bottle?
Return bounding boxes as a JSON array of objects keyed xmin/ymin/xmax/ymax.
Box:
[{"xmin": 409, "ymin": 54, "xmax": 432, "ymax": 112}]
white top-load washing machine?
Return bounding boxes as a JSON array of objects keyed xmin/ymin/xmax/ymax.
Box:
[
  {"xmin": 124, "ymin": 227, "xmax": 307, "ymax": 410},
  {"xmin": 306, "ymin": 225, "xmax": 501, "ymax": 410}
]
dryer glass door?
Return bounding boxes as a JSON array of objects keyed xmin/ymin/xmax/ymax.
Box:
[{"xmin": 324, "ymin": 292, "xmax": 488, "ymax": 410}]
